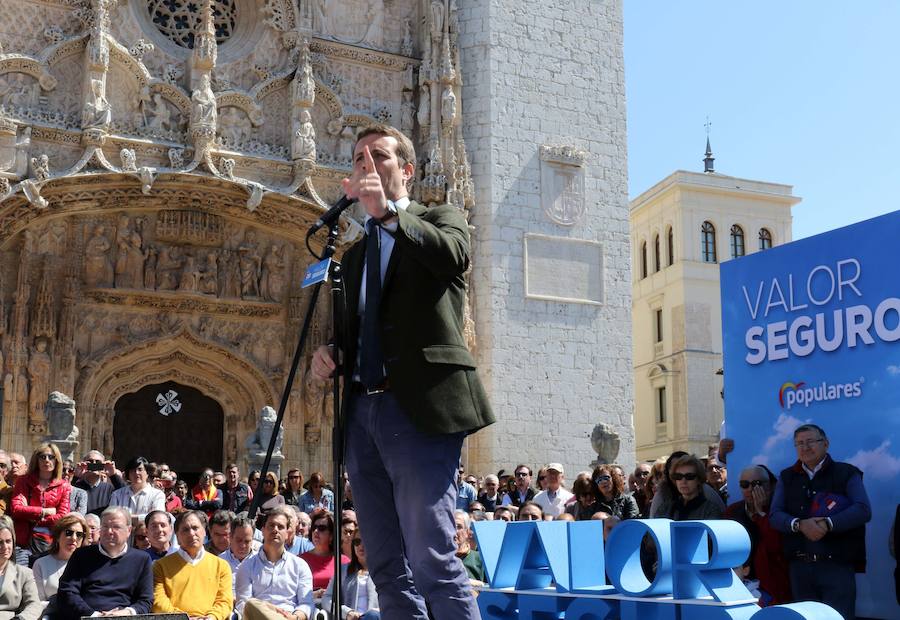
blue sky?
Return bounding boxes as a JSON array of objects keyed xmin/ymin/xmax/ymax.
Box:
[{"xmin": 624, "ymin": 1, "xmax": 900, "ymax": 240}]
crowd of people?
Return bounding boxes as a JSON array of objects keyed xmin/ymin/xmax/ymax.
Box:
[{"xmin": 0, "ymin": 421, "xmax": 873, "ymax": 619}]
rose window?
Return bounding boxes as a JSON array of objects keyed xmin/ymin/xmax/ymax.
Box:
[{"xmin": 148, "ymin": 0, "xmax": 237, "ymax": 48}]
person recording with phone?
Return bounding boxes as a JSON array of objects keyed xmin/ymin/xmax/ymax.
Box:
[
  {"xmin": 73, "ymin": 450, "xmax": 125, "ymax": 516},
  {"xmin": 310, "ymin": 124, "xmax": 494, "ymax": 620}
]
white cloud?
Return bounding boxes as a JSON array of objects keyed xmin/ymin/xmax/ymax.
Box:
[
  {"xmin": 886, "ymin": 365, "xmax": 900, "ymax": 376},
  {"xmin": 847, "ymin": 440, "xmax": 900, "ymax": 479},
  {"xmin": 750, "ymin": 413, "xmax": 810, "ymax": 464}
]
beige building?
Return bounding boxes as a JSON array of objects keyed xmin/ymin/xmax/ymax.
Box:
[
  {"xmin": 630, "ymin": 168, "xmax": 799, "ymax": 462},
  {"xmin": 0, "ymin": 0, "xmax": 632, "ymax": 479}
]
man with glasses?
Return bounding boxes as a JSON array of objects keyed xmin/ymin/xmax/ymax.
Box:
[
  {"xmin": 501, "ymin": 465, "xmax": 536, "ymax": 508},
  {"xmin": 56, "ymin": 506, "xmax": 154, "ymax": 618},
  {"xmin": 74, "ymin": 450, "xmax": 124, "ymax": 516},
  {"xmin": 771, "ymin": 424, "xmax": 871, "ymax": 620},
  {"xmin": 477, "ymin": 474, "xmax": 502, "ymax": 511},
  {"xmin": 706, "ymin": 455, "xmax": 728, "ymax": 504}
]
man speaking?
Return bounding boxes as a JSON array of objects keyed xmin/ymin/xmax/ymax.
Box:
[{"xmin": 311, "ymin": 124, "xmax": 494, "ymax": 619}]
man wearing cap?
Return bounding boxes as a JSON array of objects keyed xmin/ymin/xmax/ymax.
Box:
[{"xmin": 533, "ymin": 463, "xmax": 573, "ymax": 518}]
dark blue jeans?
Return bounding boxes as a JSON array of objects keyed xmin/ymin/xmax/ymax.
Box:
[
  {"xmin": 345, "ymin": 391, "xmax": 480, "ymax": 620},
  {"xmin": 788, "ymin": 560, "xmax": 856, "ymax": 620}
]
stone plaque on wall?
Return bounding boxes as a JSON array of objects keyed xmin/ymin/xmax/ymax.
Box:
[{"xmin": 524, "ymin": 234, "xmax": 603, "ymax": 305}]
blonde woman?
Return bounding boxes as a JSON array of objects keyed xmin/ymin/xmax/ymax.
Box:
[{"xmin": 0, "ymin": 516, "xmax": 42, "ymax": 620}]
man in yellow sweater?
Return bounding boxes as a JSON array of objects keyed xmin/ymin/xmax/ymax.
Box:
[{"xmin": 152, "ymin": 509, "xmax": 233, "ymax": 620}]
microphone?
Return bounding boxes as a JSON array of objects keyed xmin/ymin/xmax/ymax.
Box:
[{"xmin": 307, "ymin": 195, "xmax": 358, "ymax": 237}]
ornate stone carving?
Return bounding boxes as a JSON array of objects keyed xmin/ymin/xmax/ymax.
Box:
[
  {"xmin": 292, "ymin": 110, "xmax": 316, "ymax": 162},
  {"xmin": 84, "ymin": 224, "xmax": 114, "ymax": 287},
  {"xmin": 113, "ymin": 215, "xmax": 146, "ymax": 289},
  {"xmin": 167, "ymin": 148, "xmax": 185, "ymax": 168},
  {"xmin": 128, "ymin": 39, "xmax": 155, "ymax": 62},
  {"xmin": 590, "ymin": 422, "xmax": 621, "ymax": 466},
  {"xmin": 238, "ymin": 229, "xmax": 262, "ymax": 299},
  {"xmin": 190, "ymin": 74, "xmax": 217, "ymax": 131},
  {"xmin": 44, "ymin": 391, "xmax": 79, "ymax": 461},
  {"xmin": 31, "ymin": 262, "xmax": 56, "ymax": 340},
  {"xmin": 119, "ymin": 148, "xmax": 137, "ymax": 171},
  {"xmin": 156, "ymin": 210, "xmax": 224, "ymax": 246},
  {"xmin": 30, "ymin": 154, "xmax": 50, "ymax": 181},
  {"xmin": 27, "ymin": 338, "xmax": 51, "ymax": 432},
  {"xmin": 260, "ymin": 244, "xmax": 285, "ymax": 302},
  {"xmin": 245, "ymin": 404, "xmax": 284, "ymax": 475},
  {"xmin": 539, "ymin": 144, "xmax": 588, "ymax": 226}
]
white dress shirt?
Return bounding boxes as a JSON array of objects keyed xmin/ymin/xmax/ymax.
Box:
[
  {"xmin": 109, "ymin": 484, "xmax": 165, "ymax": 521},
  {"xmin": 235, "ymin": 546, "xmax": 314, "ymax": 617}
]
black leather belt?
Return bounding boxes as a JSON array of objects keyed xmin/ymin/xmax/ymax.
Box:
[
  {"xmin": 351, "ymin": 380, "xmax": 391, "ymax": 395},
  {"xmin": 793, "ymin": 552, "xmax": 834, "ymax": 563}
]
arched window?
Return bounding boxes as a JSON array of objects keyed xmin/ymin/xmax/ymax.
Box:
[
  {"xmin": 640, "ymin": 241, "xmax": 648, "ymax": 279},
  {"xmin": 730, "ymin": 225, "xmax": 745, "ymax": 259},
  {"xmin": 666, "ymin": 226, "xmax": 674, "ymax": 266},
  {"xmin": 653, "ymin": 234, "xmax": 661, "ymax": 272},
  {"xmin": 759, "ymin": 228, "xmax": 773, "ymax": 250},
  {"xmin": 701, "ymin": 221, "xmax": 717, "ymax": 263}
]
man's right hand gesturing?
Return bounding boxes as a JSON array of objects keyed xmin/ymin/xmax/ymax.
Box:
[{"xmin": 311, "ymin": 345, "xmax": 337, "ymax": 381}]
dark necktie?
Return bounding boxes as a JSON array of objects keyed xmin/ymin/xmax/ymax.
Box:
[{"xmin": 360, "ymin": 219, "xmax": 385, "ymax": 388}]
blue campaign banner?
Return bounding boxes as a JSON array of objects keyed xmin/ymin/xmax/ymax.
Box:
[{"xmin": 721, "ymin": 210, "xmax": 900, "ymax": 619}]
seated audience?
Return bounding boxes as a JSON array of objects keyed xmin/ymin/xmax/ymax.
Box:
[
  {"xmin": 340, "ymin": 515, "xmax": 358, "ymax": 559},
  {"xmin": 476, "ymin": 475, "xmax": 502, "ymax": 512},
  {"xmin": 565, "ymin": 478, "xmax": 600, "ymax": 521},
  {"xmin": 0, "ymin": 516, "xmax": 42, "ymax": 620},
  {"xmin": 725, "ymin": 465, "xmax": 791, "ymax": 606},
  {"xmin": 186, "ymin": 469, "xmax": 223, "ymax": 519},
  {"xmin": 592, "ymin": 465, "xmax": 639, "ymax": 520},
  {"xmin": 221, "ymin": 515, "xmax": 255, "ymax": 591},
  {"xmin": 55, "ymin": 507, "xmax": 154, "ymax": 619},
  {"xmin": 32, "ymin": 514, "xmax": 88, "ymax": 607},
  {"xmin": 532, "ymin": 463, "xmax": 573, "ymax": 518},
  {"xmin": 206, "ymin": 510, "xmax": 233, "ymax": 556},
  {"xmin": 83, "ymin": 514, "xmax": 100, "ymax": 545},
  {"xmin": 152, "ymin": 510, "xmax": 233, "ymax": 619},
  {"xmin": 145, "ymin": 510, "xmax": 176, "ymax": 560},
  {"xmin": 454, "ymin": 510, "xmax": 484, "ymax": 585},
  {"xmin": 501, "ymin": 465, "xmax": 536, "ymax": 508},
  {"xmin": 299, "ymin": 472, "xmax": 334, "ymax": 514},
  {"xmin": 286, "ymin": 507, "xmax": 314, "ymax": 555},
  {"xmin": 300, "ymin": 511, "xmax": 349, "ymax": 597},
  {"xmin": 322, "ymin": 529, "xmax": 380, "ymax": 620},
  {"xmin": 62, "ymin": 463, "xmax": 87, "ymax": 517},
  {"xmin": 517, "ymin": 502, "xmax": 544, "ymax": 522},
  {"xmin": 10, "ymin": 444, "xmax": 71, "ymax": 565},
  {"xmin": 235, "ymin": 506, "xmax": 314, "ymax": 620},
  {"xmin": 667, "ymin": 454, "xmax": 724, "ymax": 521},
  {"xmin": 73, "ymin": 451, "xmax": 124, "ymax": 516},
  {"xmin": 282, "ymin": 469, "xmax": 305, "ymax": 508},
  {"xmin": 108, "ymin": 457, "xmax": 165, "ymax": 524},
  {"xmin": 130, "ymin": 522, "xmax": 150, "ymax": 550},
  {"xmin": 493, "ymin": 506, "xmax": 514, "ymax": 522},
  {"xmin": 160, "ymin": 474, "xmax": 182, "ymax": 514}
]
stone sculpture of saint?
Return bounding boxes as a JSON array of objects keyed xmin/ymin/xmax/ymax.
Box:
[
  {"xmin": 441, "ymin": 86, "xmax": 457, "ymax": 124},
  {"xmin": 260, "ymin": 244, "xmax": 285, "ymax": 302},
  {"xmin": 84, "ymin": 224, "xmax": 113, "ymax": 287},
  {"xmin": 200, "ymin": 251, "xmax": 219, "ymax": 295},
  {"xmin": 27, "ymin": 339, "xmax": 51, "ymax": 429},
  {"xmin": 293, "ymin": 110, "xmax": 316, "ymax": 161},
  {"xmin": 417, "ymin": 84, "xmax": 431, "ymax": 128},
  {"xmin": 190, "ymin": 74, "xmax": 217, "ymax": 129},
  {"xmin": 178, "ymin": 255, "xmax": 201, "ymax": 293},
  {"xmin": 147, "ymin": 94, "xmax": 172, "ymax": 131},
  {"xmin": 294, "ymin": 60, "xmax": 315, "ymax": 105},
  {"xmin": 82, "ymin": 79, "xmax": 111, "ymax": 129},
  {"xmin": 238, "ymin": 230, "xmax": 262, "ymax": 298}
]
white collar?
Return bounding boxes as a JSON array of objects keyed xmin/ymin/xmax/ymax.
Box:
[
  {"xmin": 802, "ymin": 457, "xmax": 827, "ymax": 478},
  {"xmin": 258, "ymin": 545, "xmax": 286, "ymax": 566},
  {"xmin": 177, "ymin": 546, "xmax": 205, "ymax": 566},
  {"xmin": 363, "ymin": 196, "xmax": 411, "ymax": 226},
  {"xmin": 98, "ymin": 543, "xmax": 128, "ymax": 559}
]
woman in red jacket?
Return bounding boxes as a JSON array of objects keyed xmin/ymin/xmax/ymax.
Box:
[{"xmin": 10, "ymin": 443, "xmax": 70, "ymax": 566}]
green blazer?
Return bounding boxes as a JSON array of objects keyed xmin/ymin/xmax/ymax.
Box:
[{"xmin": 340, "ymin": 200, "xmax": 495, "ymax": 435}]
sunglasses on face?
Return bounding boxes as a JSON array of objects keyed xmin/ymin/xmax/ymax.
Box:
[
  {"xmin": 739, "ymin": 480, "xmax": 766, "ymax": 489},
  {"xmin": 594, "ymin": 475, "xmax": 612, "ymax": 483},
  {"xmin": 515, "ymin": 472, "xmax": 530, "ymax": 478},
  {"xmin": 671, "ymin": 473, "xmax": 698, "ymax": 481},
  {"xmin": 637, "ymin": 470, "xmax": 650, "ymax": 477},
  {"xmin": 0, "ymin": 463, "xmax": 8, "ymax": 470},
  {"xmin": 39, "ymin": 454, "xmax": 56, "ymax": 461},
  {"xmin": 64, "ymin": 529, "xmax": 85, "ymax": 540},
  {"xmin": 313, "ymin": 524, "xmax": 331, "ymax": 533},
  {"xmin": 263, "ymin": 480, "xmax": 275, "ymax": 485},
  {"xmin": 288, "ymin": 475, "xmax": 301, "ymax": 479},
  {"xmin": 352, "ymin": 538, "xmax": 364, "ymax": 547}
]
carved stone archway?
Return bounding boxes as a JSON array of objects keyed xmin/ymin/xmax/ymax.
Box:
[{"xmin": 75, "ymin": 327, "xmax": 278, "ymax": 466}]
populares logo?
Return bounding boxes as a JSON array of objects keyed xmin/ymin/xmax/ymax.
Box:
[{"xmin": 778, "ymin": 378, "xmax": 863, "ymax": 409}]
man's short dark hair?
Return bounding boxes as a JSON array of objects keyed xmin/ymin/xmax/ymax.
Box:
[
  {"xmin": 514, "ymin": 464, "xmax": 532, "ymax": 476},
  {"xmin": 494, "ymin": 506, "xmax": 513, "ymax": 519},
  {"xmin": 174, "ymin": 510, "xmax": 208, "ymax": 532},
  {"xmin": 209, "ymin": 510, "xmax": 234, "ymax": 528},
  {"xmin": 144, "ymin": 510, "xmax": 172, "ymax": 527},
  {"xmin": 123, "ymin": 456, "xmax": 149, "ymax": 479},
  {"xmin": 354, "ymin": 124, "xmax": 416, "ymax": 166},
  {"xmin": 794, "ymin": 424, "xmax": 827, "ymax": 440},
  {"xmin": 231, "ymin": 515, "xmax": 254, "ymax": 532}
]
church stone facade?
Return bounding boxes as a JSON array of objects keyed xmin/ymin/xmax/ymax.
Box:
[{"xmin": 0, "ymin": 0, "xmax": 632, "ymax": 478}]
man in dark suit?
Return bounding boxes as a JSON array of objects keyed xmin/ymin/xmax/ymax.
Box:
[{"xmin": 312, "ymin": 124, "xmax": 494, "ymax": 619}]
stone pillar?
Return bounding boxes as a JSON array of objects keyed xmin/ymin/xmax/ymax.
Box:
[{"xmin": 458, "ymin": 0, "xmax": 634, "ymax": 475}]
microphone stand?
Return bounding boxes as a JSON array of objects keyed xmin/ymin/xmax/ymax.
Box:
[{"xmin": 246, "ymin": 217, "xmax": 347, "ymax": 619}]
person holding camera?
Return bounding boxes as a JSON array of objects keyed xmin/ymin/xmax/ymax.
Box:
[
  {"xmin": 725, "ymin": 465, "xmax": 791, "ymax": 606},
  {"xmin": 73, "ymin": 450, "xmax": 124, "ymax": 516}
]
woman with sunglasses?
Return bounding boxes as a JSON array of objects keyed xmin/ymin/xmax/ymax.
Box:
[
  {"xmin": 300, "ymin": 512, "xmax": 350, "ymax": 599},
  {"xmin": 590, "ymin": 465, "xmax": 639, "ymax": 521},
  {"xmin": 322, "ymin": 529, "xmax": 380, "ymax": 619},
  {"xmin": 666, "ymin": 454, "xmax": 723, "ymax": 521},
  {"xmin": 9, "ymin": 443, "xmax": 71, "ymax": 566},
  {"xmin": 649, "ymin": 452, "xmax": 725, "ymax": 518},
  {"xmin": 32, "ymin": 513, "xmax": 88, "ymax": 609},
  {"xmin": 299, "ymin": 471, "xmax": 334, "ymax": 514},
  {"xmin": 0, "ymin": 516, "xmax": 42, "ymax": 619}
]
